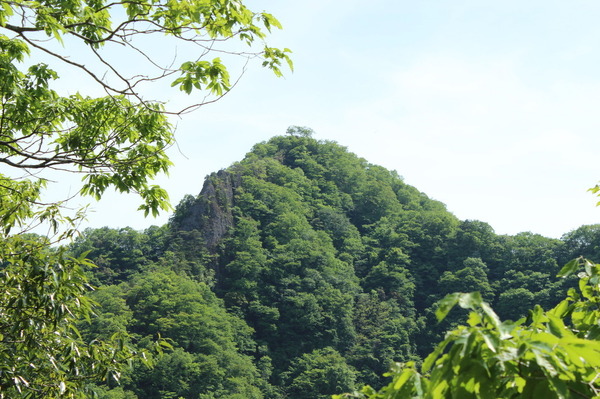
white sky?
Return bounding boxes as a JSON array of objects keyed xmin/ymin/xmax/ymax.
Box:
[{"xmin": 44, "ymin": 0, "xmax": 600, "ymax": 239}]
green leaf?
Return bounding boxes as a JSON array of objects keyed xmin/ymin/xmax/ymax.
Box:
[
  {"xmin": 558, "ymin": 258, "xmax": 580, "ymax": 277},
  {"xmin": 392, "ymin": 367, "xmax": 415, "ymax": 390},
  {"xmin": 549, "ymin": 299, "xmax": 571, "ymax": 319},
  {"xmin": 547, "ymin": 315, "xmax": 572, "ymax": 339},
  {"xmin": 479, "ymin": 330, "xmax": 499, "ymax": 353},
  {"xmin": 480, "ymin": 301, "xmax": 501, "ymax": 330},
  {"xmin": 457, "ymin": 292, "xmax": 483, "ymax": 310},
  {"xmin": 435, "ymin": 293, "xmax": 460, "ymax": 322},
  {"xmin": 422, "ymin": 336, "xmax": 452, "ymax": 373}
]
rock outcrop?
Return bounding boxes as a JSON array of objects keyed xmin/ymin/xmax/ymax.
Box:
[{"xmin": 175, "ymin": 169, "xmax": 238, "ymax": 250}]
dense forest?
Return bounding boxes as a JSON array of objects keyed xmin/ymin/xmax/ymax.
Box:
[{"xmin": 67, "ymin": 131, "xmax": 598, "ymax": 398}]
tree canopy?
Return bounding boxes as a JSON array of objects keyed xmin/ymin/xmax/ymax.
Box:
[
  {"xmin": 3, "ymin": 124, "xmax": 598, "ymax": 398},
  {"xmin": 0, "ymin": 0, "xmax": 291, "ymax": 396},
  {"xmin": 1, "ymin": 0, "xmax": 292, "ymax": 223},
  {"xmin": 339, "ymin": 257, "xmax": 600, "ymax": 399},
  {"xmin": 72, "ymin": 132, "xmax": 582, "ymax": 398}
]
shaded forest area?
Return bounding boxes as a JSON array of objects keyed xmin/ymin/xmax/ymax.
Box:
[{"xmin": 70, "ymin": 133, "xmax": 598, "ymax": 398}]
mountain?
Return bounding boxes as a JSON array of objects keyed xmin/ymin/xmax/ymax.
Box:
[{"xmin": 71, "ymin": 131, "xmax": 597, "ymax": 398}]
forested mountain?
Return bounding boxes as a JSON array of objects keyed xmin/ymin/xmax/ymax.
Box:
[{"xmin": 70, "ymin": 131, "xmax": 597, "ymax": 398}]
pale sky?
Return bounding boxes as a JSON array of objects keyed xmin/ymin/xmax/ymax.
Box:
[{"xmin": 46, "ymin": 0, "xmax": 600, "ymax": 239}]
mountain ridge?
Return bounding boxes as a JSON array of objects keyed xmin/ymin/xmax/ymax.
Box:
[{"xmin": 71, "ymin": 132, "xmax": 598, "ymax": 398}]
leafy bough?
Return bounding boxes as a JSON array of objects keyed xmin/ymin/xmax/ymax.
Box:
[
  {"xmin": 338, "ymin": 257, "xmax": 600, "ymax": 399},
  {"xmin": 0, "ymin": 0, "xmax": 291, "ymax": 396}
]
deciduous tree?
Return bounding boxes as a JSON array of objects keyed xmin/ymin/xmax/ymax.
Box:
[
  {"xmin": 339, "ymin": 257, "xmax": 600, "ymax": 399},
  {"xmin": 0, "ymin": 0, "xmax": 290, "ymax": 396}
]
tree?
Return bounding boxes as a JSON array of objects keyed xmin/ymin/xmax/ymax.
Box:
[
  {"xmin": 286, "ymin": 126, "xmax": 315, "ymax": 138},
  {"xmin": 437, "ymin": 257, "xmax": 494, "ymax": 302},
  {"xmin": 282, "ymin": 347, "xmax": 357, "ymax": 399},
  {"xmin": 0, "ymin": 0, "xmax": 290, "ymax": 396},
  {"xmin": 559, "ymin": 224, "xmax": 600, "ymax": 263},
  {"xmin": 68, "ymin": 227, "xmax": 152, "ymax": 285},
  {"xmin": 338, "ymin": 257, "xmax": 600, "ymax": 399},
  {"xmin": 348, "ymin": 292, "xmax": 419, "ymax": 388},
  {"xmin": 122, "ymin": 269, "xmax": 265, "ymax": 398},
  {"xmin": 0, "ymin": 235, "xmax": 161, "ymax": 398},
  {"xmin": 1, "ymin": 0, "xmax": 291, "ymax": 223}
]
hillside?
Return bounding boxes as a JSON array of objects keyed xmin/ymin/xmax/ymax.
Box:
[{"xmin": 70, "ymin": 131, "xmax": 598, "ymax": 398}]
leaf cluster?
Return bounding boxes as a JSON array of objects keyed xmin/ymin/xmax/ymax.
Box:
[
  {"xmin": 344, "ymin": 258, "xmax": 600, "ymax": 399},
  {"xmin": 0, "ymin": 235, "xmax": 163, "ymax": 398},
  {"xmin": 0, "ymin": 0, "xmax": 291, "ymax": 397}
]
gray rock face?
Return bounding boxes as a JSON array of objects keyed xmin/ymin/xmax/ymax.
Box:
[{"xmin": 176, "ymin": 169, "xmax": 238, "ymax": 249}]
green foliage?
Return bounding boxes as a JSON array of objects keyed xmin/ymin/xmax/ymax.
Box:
[
  {"xmin": 79, "ymin": 285, "xmax": 134, "ymax": 341},
  {"xmin": 0, "ymin": 0, "xmax": 289, "ymax": 396},
  {"xmin": 286, "ymin": 126, "xmax": 315, "ymax": 137},
  {"xmin": 342, "ymin": 258, "xmax": 600, "ymax": 399},
  {"xmin": 69, "ymin": 227, "xmax": 152, "ymax": 284},
  {"xmin": 282, "ymin": 347, "xmax": 357, "ymax": 399},
  {"xmin": 89, "ymin": 386, "xmax": 139, "ymax": 399},
  {"xmin": 49, "ymin": 132, "xmax": 600, "ymax": 398},
  {"xmin": 560, "ymin": 225, "xmax": 600, "ymax": 263},
  {"xmin": 438, "ymin": 258, "xmax": 494, "ymax": 301},
  {"xmin": 163, "ymin": 133, "xmax": 582, "ymax": 396},
  {"xmin": 120, "ymin": 269, "xmax": 266, "ymax": 398},
  {"xmin": 347, "ymin": 293, "xmax": 420, "ymax": 388},
  {"xmin": 0, "ymin": 235, "xmax": 155, "ymax": 398},
  {"xmin": 0, "ymin": 0, "xmax": 291, "ymax": 220},
  {"xmin": 495, "ymin": 287, "xmax": 536, "ymax": 320}
]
